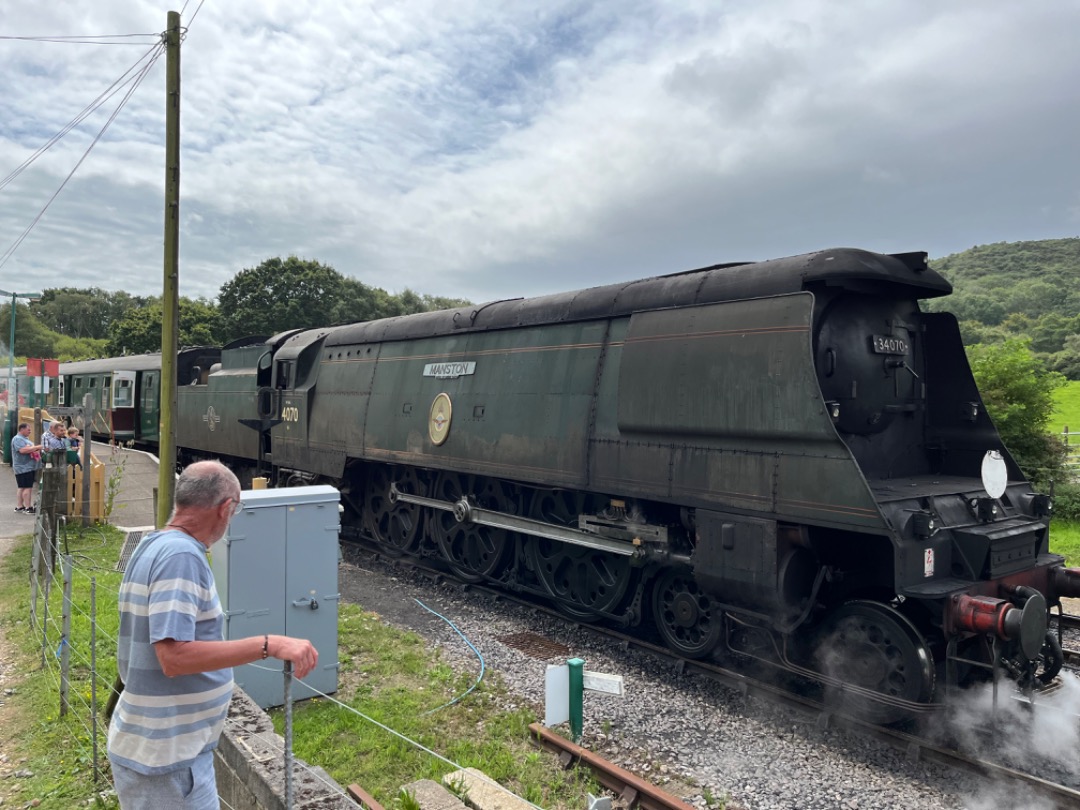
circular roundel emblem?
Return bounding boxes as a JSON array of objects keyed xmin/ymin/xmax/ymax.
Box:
[{"xmin": 429, "ymin": 393, "xmax": 452, "ymax": 446}]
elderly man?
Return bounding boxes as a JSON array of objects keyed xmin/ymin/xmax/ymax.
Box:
[{"xmin": 107, "ymin": 460, "xmax": 318, "ymax": 809}]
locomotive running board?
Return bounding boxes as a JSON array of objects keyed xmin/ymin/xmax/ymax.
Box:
[{"xmin": 388, "ymin": 483, "xmax": 649, "ymax": 559}]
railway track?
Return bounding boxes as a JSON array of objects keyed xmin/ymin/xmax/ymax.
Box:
[
  {"xmin": 347, "ymin": 540, "xmax": 1080, "ymax": 810},
  {"xmin": 1054, "ymin": 613, "xmax": 1080, "ymax": 670}
]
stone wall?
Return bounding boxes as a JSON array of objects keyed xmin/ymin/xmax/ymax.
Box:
[{"xmin": 216, "ymin": 688, "xmax": 357, "ymax": 809}]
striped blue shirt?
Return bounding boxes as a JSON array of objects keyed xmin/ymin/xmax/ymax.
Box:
[{"xmin": 107, "ymin": 530, "xmax": 234, "ymax": 774}]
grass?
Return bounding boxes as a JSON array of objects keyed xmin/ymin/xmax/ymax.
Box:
[
  {"xmin": 0, "ymin": 525, "xmax": 601, "ymax": 809},
  {"xmin": 1050, "ymin": 520, "xmax": 1080, "ymax": 566},
  {"xmin": 0, "ymin": 524, "xmax": 123, "ymax": 809},
  {"xmin": 274, "ymin": 604, "xmax": 598, "ymax": 806},
  {"xmin": 1050, "ymin": 380, "xmax": 1080, "ymax": 436}
]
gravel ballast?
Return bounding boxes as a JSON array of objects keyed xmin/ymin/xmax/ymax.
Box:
[{"xmin": 337, "ymin": 549, "xmax": 1006, "ymax": 810}]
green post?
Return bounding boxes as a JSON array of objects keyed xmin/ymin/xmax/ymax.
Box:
[
  {"xmin": 567, "ymin": 657, "xmax": 584, "ymax": 742},
  {"xmin": 2, "ymin": 407, "xmax": 12, "ymax": 465}
]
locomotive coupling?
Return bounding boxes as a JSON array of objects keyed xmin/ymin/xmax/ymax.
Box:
[
  {"xmin": 948, "ymin": 588, "xmax": 1048, "ymax": 660},
  {"xmin": 1052, "ymin": 566, "xmax": 1080, "ymax": 600}
]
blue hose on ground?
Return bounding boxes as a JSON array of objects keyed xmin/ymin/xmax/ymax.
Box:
[{"xmin": 414, "ymin": 597, "xmax": 486, "ymax": 715}]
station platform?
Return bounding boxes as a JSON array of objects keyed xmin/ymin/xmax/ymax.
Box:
[{"xmin": 0, "ymin": 442, "xmax": 159, "ymax": 540}]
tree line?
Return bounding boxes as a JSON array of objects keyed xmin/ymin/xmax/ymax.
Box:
[
  {"xmin": 2, "ymin": 256, "xmax": 470, "ymax": 361},
  {"xmin": 924, "ymin": 237, "xmax": 1080, "ymax": 378}
]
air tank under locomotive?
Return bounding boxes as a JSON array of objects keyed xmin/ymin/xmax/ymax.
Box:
[{"xmin": 192, "ymin": 247, "xmax": 1080, "ymax": 721}]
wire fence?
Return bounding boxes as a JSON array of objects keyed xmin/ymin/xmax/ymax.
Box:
[
  {"xmin": 24, "ymin": 523, "xmax": 362, "ymax": 809},
  {"xmin": 1060, "ymin": 428, "xmax": 1080, "ymax": 476},
  {"xmin": 19, "ymin": 517, "xmax": 548, "ymax": 810}
]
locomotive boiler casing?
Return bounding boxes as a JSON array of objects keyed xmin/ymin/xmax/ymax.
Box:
[{"xmin": 267, "ymin": 248, "xmax": 1026, "ymax": 621}]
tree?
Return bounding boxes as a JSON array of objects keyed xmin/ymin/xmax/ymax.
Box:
[
  {"xmin": 107, "ymin": 297, "xmax": 223, "ymax": 355},
  {"xmin": 218, "ymin": 256, "xmax": 346, "ymax": 339},
  {"xmin": 0, "ymin": 301, "xmax": 59, "ymax": 360},
  {"xmin": 967, "ymin": 338, "xmax": 1066, "ymax": 485},
  {"xmin": 30, "ymin": 288, "xmax": 146, "ymax": 340}
]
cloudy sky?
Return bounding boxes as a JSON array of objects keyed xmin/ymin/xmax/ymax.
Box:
[{"xmin": 1, "ymin": 0, "xmax": 1078, "ymax": 304}]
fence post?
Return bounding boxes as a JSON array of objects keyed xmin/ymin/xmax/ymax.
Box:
[
  {"xmin": 39, "ymin": 546, "xmax": 53, "ymax": 670},
  {"xmin": 60, "ymin": 554, "xmax": 72, "ymax": 717},
  {"xmin": 90, "ymin": 576, "xmax": 99, "ymax": 783},
  {"xmin": 82, "ymin": 394, "xmax": 92, "ymax": 527},
  {"xmin": 284, "ymin": 661, "xmax": 294, "ymax": 809}
]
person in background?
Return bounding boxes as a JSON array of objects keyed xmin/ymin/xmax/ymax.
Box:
[
  {"xmin": 10, "ymin": 423, "xmax": 42, "ymax": 514},
  {"xmin": 66, "ymin": 426, "xmax": 82, "ymax": 469},
  {"xmin": 107, "ymin": 460, "xmax": 318, "ymax": 809},
  {"xmin": 41, "ymin": 421, "xmax": 67, "ymax": 466}
]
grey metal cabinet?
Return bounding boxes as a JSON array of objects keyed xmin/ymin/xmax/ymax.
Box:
[{"xmin": 212, "ymin": 485, "xmax": 340, "ymax": 708}]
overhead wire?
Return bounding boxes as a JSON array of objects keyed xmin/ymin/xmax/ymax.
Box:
[
  {"xmin": 187, "ymin": 0, "xmax": 208, "ymax": 28},
  {"xmin": 0, "ymin": 39, "xmax": 165, "ymax": 272},
  {"xmin": 0, "ymin": 34, "xmax": 160, "ymax": 45},
  {"xmin": 0, "ymin": 39, "xmax": 164, "ymax": 193}
]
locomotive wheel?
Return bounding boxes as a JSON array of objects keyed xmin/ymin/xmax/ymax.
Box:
[
  {"xmin": 527, "ymin": 538, "xmax": 636, "ymax": 620},
  {"xmin": 364, "ymin": 465, "xmax": 425, "ymax": 556},
  {"xmin": 651, "ymin": 569, "xmax": 723, "ymax": 659},
  {"xmin": 814, "ymin": 601, "xmax": 935, "ymax": 724},
  {"xmin": 526, "ymin": 489, "xmax": 636, "ymax": 620},
  {"xmin": 430, "ymin": 473, "xmax": 517, "ymax": 583}
]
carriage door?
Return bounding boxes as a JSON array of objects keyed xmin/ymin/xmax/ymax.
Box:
[{"xmin": 140, "ymin": 372, "xmax": 159, "ymax": 442}]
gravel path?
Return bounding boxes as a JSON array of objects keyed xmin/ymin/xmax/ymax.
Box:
[
  {"xmin": 338, "ymin": 548, "xmax": 989, "ymax": 810},
  {"xmin": 0, "ymin": 535, "xmax": 30, "ymax": 807}
]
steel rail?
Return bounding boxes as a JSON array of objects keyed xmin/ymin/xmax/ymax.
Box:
[{"xmin": 529, "ymin": 723, "xmax": 694, "ymax": 810}]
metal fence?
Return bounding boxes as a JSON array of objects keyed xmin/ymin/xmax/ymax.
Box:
[{"xmin": 1061, "ymin": 428, "xmax": 1080, "ymax": 476}]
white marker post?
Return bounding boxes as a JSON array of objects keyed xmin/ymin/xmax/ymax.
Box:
[{"xmin": 544, "ymin": 658, "xmax": 625, "ymax": 742}]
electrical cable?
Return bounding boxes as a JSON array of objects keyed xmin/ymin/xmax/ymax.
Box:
[
  {"xmin": 0, "ymin": 40, "xmax": 164, "ymax": 193},
  {"xmin": 187, "ymin": 0, "xmax": 208, "ymax": 28},
  {"xmin": 0, "ymin": 34, "xmax": 160, "ymax": 45},
  {"xmin": 413, "ymin": 597, "xmax": 486, "ymax": 715},
  {"xmin": 0, "ymin": 41, "xmax": 165, "ymax": 271}
]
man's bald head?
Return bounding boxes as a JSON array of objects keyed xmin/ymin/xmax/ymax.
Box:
[{"xmin": 174, "ymin": 460, "xmax": 240, "ymax": 511}]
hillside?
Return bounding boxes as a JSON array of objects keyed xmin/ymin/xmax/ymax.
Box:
[{"xmin": 924, "ymin": 237, "xmax": 1080, "ymax": 377}]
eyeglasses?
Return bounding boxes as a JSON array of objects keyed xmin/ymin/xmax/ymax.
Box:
[{"xmin": 223, "ymin": 496, "xmax": 243, "ymax": 516}]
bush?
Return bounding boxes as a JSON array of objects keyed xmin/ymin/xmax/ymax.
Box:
[
  {"xmin": 1050, "ymin": 481, "xmax": 1080, "ymax": 522},
  {"xmin": 968, "ymin": 338, "xmax": 1067, "ymax": 487}
]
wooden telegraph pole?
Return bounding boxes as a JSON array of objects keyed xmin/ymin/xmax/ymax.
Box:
[{"xmin": 158, "ymin": 10, "xmax": 181, "ymax": 528}]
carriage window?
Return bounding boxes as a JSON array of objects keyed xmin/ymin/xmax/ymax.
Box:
[
  {"xmin": 89, "ymin": 378, "xmax": 97, "ymax": 387},
  {"xmin": 114, "ymin": 379, "xmax": 133, "ymax": 407}
]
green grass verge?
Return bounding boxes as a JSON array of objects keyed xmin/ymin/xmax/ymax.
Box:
[
  {"xmin": 0, "ymin": 527, "xmax": 604, "ymax": 809},
  {"xmin": 1051, "ymin": 380, "xmax": 1080, "ymax": 435},
  {"xmin": 1050, "ymin": 519, "xmax": 1080, "ymax": 566},
  {"xmin": 0, "ymin": 524, "xmax": 123, "ymax": 809},
  {"xmin": 274, "ymin": 606, "xmax": 599, "ymax": 807}
]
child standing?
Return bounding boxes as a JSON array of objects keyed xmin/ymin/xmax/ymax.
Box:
[{"xmin": 67, "ymin": 426, "xmax": 83, "ymax": 468}]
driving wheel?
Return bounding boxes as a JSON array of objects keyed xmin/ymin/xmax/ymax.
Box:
[
  {"xmin": 430, "ymin": 473, "xmax": 517, "ymax": 583},
  {"xmin": 364, "ymin": 465, "xmax": 424, "ymax": 556},
  {"xmin": 814, "ymin": 600, "xmax": 935, "ymax": 724},
  {"xmin": 526, "ymin": 488, "xmax": 635, "ymax": 620}
]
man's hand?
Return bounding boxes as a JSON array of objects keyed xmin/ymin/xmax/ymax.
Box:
[{"xmin": 268, "ymin": 635, "xmax": 319, "ymax": 679}]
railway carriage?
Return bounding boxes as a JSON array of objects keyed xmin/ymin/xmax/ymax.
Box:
[{"xmin": 55, "ymin": 348, "xmax": 221, "ymax": 444}]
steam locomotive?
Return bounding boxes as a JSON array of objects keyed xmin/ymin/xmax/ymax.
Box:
[{"xmin": 46, "ymin": 248, "xmax": 1080, "ymax": 720}]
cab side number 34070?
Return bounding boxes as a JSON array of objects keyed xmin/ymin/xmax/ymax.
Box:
[{"xmin": 281, "ymin": 405, "xmax": 300, "ymax": 422}]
